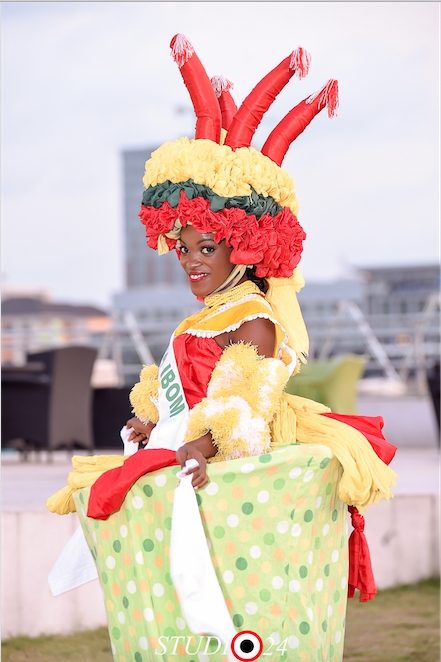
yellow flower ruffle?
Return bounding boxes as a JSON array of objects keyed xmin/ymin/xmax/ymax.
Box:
[
  {"xmin": 142, "ymin": 138, "xmax": 299, "ymax": 215},
  {"xmin": 129, "ymin": 364, "xmax": 160, "ymax": 424}
]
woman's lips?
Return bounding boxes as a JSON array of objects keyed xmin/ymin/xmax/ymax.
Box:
[{"xmin": 188, "ymin": 273, "xmax": 208, "ymax": 282}]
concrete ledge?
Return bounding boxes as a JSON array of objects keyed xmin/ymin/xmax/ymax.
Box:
[{"xmin": 2, "ymin": 495, "xmax": 440, "ymax": 639}]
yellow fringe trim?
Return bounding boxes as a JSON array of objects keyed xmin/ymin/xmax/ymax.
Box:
[
  {"xmin": 129, "ymin": 364, "xmax": 160, "ymax": 424},
  {"xmin": 142, "ymin": 138, "xmax": 299, "ymax": 215}
]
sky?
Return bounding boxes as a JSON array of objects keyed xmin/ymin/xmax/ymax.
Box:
[{"xmin": 1, "ymin": 2, "xmax": 439, "ymax": 309}]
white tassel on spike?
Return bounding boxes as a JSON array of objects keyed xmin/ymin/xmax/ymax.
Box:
[
  {"xmin": 171, "ymin": 33, "xmax": 195, "ymax": 69},
  {"xmin": 289, "ymin": 47, "xmax": 311, "ymax": 79},
  {"xmin": 210, "ymin": 75, "xmax": 234, "ymax": 98},
  {"xmin": 305, "ymin": 79, "xmax": 339, "ymax": 117}
]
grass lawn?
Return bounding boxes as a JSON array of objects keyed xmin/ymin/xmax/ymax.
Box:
[{"xmin": 2, "ymin": 580, "xmax": 439, "ymax": 661}]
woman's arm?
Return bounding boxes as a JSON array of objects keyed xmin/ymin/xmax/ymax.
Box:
[
  {"xmin": 229, "ymin": 317, "xmax": 276, "ymax": 358},
  {"xmin": 176, "ymin": 432, "xmax": 217, "ymax": 488}
]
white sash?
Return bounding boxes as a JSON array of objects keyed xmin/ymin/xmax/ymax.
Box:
[{"xmin": 146, "ymin": 335, "xmax": 190, "ymax": 452}]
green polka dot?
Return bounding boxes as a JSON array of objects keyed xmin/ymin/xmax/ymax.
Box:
[
  {"xmin": 143, "ymin": 539, "xmax": 154, "ymax": 552},
  {"xmin": 311, "ymin": 594, "xmax": 316, "ymax": 605},
  {"xmin": 134, "ymin": 653, "xmax": 142, "ymax": 662},
  {"xmin": 307, "ymin": 457, "xmax": 314, "ymax": 466},
  {"xmin": 164, "ymin": 627, "xmax": 176, "ymax": 637},
  {"xmin": 79, "ymin": 492, "xmax": 84, "ymax": 504},
  {"xmin": 113, "ymin": 540, "xmax": 121, "ymax": 553},
  {"xmin": 260, "ymin": 589, "xmax": 271, "ymax": 602},
  {"xmin": 320, "ymin": 457, "xmax": 330, "ymax": 469},
  {"xmin": 263, "ymin": 533, "xmax": 275, "ymax": 545},
  {"xmin": 324, "ymin": 564, "xmax": 330, "ymax": 577},
  {"xmin": 332, "ymin": 509, "xmax": 338, "ymax": 522},
  {"xmin": 341, "ymin": 536, "xmax": 346, "ymax": 548},
  {"xmin": 236, "ymin": 557, "xmax": 248, "ymax": 570},
  {"xmin": 143, "ymin": 484, "xmax": 153, "ymax": 497},
  {"xmin": 133, "ymin": 567, "xmax": 138, "ymax": 577},
  {"xmin": 196, "ymin": 493, "xmax": 202, "ymax": 506},
  {"xmin": 326, "ymin": 483, "xmax": 332, "ymax": 495},
  {"xmin": 259, "ymin": 454, "xmax": 272, "ymax": 463},
  {"xmin": 299, "ymin": 622, "xmax": 310, "ymax": 635},
  {"xmin": 322, "ymin": 620, "xmax": 328, "ymax": 632},
  {"xmin": 242, "ymin": 502, "xmax": 254, "ymax": 515},
  {"xmin": 289, "ymin": 509, "xmax": 296, "ymax": 520},
  {"xmin": 214, "ymin": 526, "xmax": 225, "ymax": 538},
  {"xmin": 101, "ymin": 572, "xmax": 108, "ymax": 584},
  {"xmin": 330, "ymin": 645, "xmax": 335, "ymax": 656},
  {"xmin": 284, "ymin": 564, "xmax": 290, "ymax": 576},
  {"xmin": 165, "ymin": 572, "xmax": 173, "ymax": 585},
  {"xmin": 273, "ymin": 478, "xmax": 285, "ymax": 490},
  {"xmin": 233, "ymin": 614, "xmax": 244, "ymax": 627},
  {"xmin": 223, "ymin": 472, "xmax": 236, "ymax": 483},
  {"xmin": 299, "ymin": 566, "xmax": 308, "ymax": 578},
  {"xmin": 123, "ymin": 596, "xmax": 129, "ymax": 608},
  {"xmin": 126, "ymin": 509, "xmax": 133, "ymax": 521},
  {"xmin": 112, "ymin": 627, "xmax": 121, "ymax": 639},
  {"xmin": 164, "ymin": 517, "xmax": 172, "ymax": 531},
  {"xmin": 172, "ymin": 466, "xmax": 180, "ymax": 475},
  {"xmin": 93, "ymin": 520, "xmax": 99, "ymax": 529},
  {"xmin": 304, "ymin": 510, "xmax": 313, "ymax": 522},
  {"xmin": 314, "ymin": 537, "xmax": 321, "ymax": 549},
  {"xmin": 334, "ymin": 590, "xmax": 341, "ymax": 602}
]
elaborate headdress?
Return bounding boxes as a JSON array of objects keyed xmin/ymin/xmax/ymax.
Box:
[{"xmin": 139, "ymin": 34, "xmax": 339, "ymax": 356}]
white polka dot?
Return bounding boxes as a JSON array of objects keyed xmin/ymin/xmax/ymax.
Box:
[
  {"xmin": 303, "ymin": 469, "xmax": 314, "ymax": 482},
  {"xmin": 81, "ymin": 508, "xmax": 86, "ymax": 519},
  {"xmin": 272, "ymin": 576, "xmax": 284, "ymax": 589},
  {"xmin": 135, "ymin": 551, "xmax": 144, "ymax": 565},
  {"xmin": 332, "ymin": 550, "xmax": 339, "ymax": 563},
  {"xmin": 327, "ymin": 605, "xmax": 333, "ymax": 617},
  {"xmin": 341, "ymin": 576, "xmax": 347, "ymax": 589},
  {"xmin": 198, "ymin": 654, "xmax": 209, "ymax": 662},
  {"xmin": 139, "ymin": 636, "xmax": 148, "ymax": 650},
  {"xmin": 291, "ymin": 523, "xmax": 302, "ymax": 537},
  {"xmin": 127, "ymin": 580, "xmax": 137, "ymax": 594},
  {"xmin": 206, "ymin": 538, "xmax": 212, "ymax": 551},
  {"xmin": 245, "ymin": 602, "xmax": 258, "ymax": 615},
  {"xmin": 269, "ymin": 632, "xmax": 280, "ymax": 644},
  {"xmin": 155, "ymin": 528, "xmax": 164, "ymax": 542},
  {"xmin": 257, "ymin": 490, "xmax": 270, "ymax": 503},
  {"xmin": 92, "ymin": 531, "xmax": 97, "ymax": 543},
  {"xmin": 120, "ymin": 525, "xmax": 128, "ymax": 538},
  {"xmin": 339, "ymin": 499, "xmax": 345, "ymax": 509},
  {"xmin": 289, "ymin": 579, "xmax": 300, "ymax": 593},
  {"xmin": 223, "ymin": 570, "xmax": 234, "ymax": 584},
  {"xmin": 111, "ymin": 642, "xmax": 116, "ymax": 654},
  {"xmin": 131, "ymin": 496, "xmax": 144, "ymax": 509},
  {"xmin": 143, "ymin": 607, "xmax": 154, "ymax": 622},
  {"xmin": 277, "ymin": 520, "xmax": 289, "ymax": 534},
  {"xmin": 315, "ymin": 496, "xmax": 322, "ymax": 509},
  {"xmin": 117, "ymin": 611, "xmax": 125, "ymax": 624},
  {"xmin": 176, "ymin": 617, "xmax": 186, "ymax": 631},
  {"xmin": 335, "ymin": 631, "xmax": 341, "ymax": 644},
  {"xmin": 307, "ymin": 607, "xmax": 314, "ymax": 621},
  {"xmin": 153, "ymin": 583, "xmax": 164, "ymax": 597},
  {"xmin": 276, "ymin": 447, "xmax": 287, "ymax": 453},
  {"xmin": 322, "ymin": 524, "xmax": 330, "ymax": 536},
  {"xmin": 205, "ymin": 482, "xmax": 219, "ymax": 496},
  {"xmin": 154, "ymin": 474, "xmax": 167, "ymax": 487},
  {"xmin": 316, "ymin": 578, "xmax": 324, "ymax": 591},
  {"xmin": 288, "ymin": 635, "xmax": 299, "ymax": 649},
  {"xmin": 105, "ymin": 556, "xmax": 116, "ymax": 569},
  {"xmin": 227, "ymin": 514, "xmax": 239, "ymax": 528},
  {"xmin": 289, "ymin": 467, "xmax": 302, "ymax": 479},
  {"xmin": 241, "ymin": 463, "xmax": 255, "ymax": 474},
  {"xmin": 250, "ymin": 545, "xmax": 261, "ymax": 559}
]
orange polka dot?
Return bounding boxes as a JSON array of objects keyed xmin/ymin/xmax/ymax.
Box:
[
  {"xmin": 225, "ymin": 599, "xmax": 233, "ymax": 612},
  {"xmin": 233, "ymin": 586, "xmax": 245, "ymax": 598},
  {"xmin": 267, "ymin": 506, "xmax": 279, "ymax": 518},
  {"xmin": 201, "ymin": 510, "xmax": 213, "ymax": 523},
  {"xmin": 282, "ymin": 492, "xmax": 292, "ymax": 505},
  {"xmin": 290, "ymin": 551, "xmax": 299, "ymax": 564},
  {"xmin": 300, "ymin": 651, "xmax": 311, "ymax": 662},
  {"xmin": 129, "ymin": 539, "xmax": 134, "ymax": 549},
  {"xmin": 288, "ymin": 607, "xmax": 299, "ymax": 621},
  {"xmin": 212, "ymin": 555, "xmax": 223, "ymax": 568},
  {"xmin": 273, "ymin": 548, "xmax": 285, "ymax": 561},
  {"xmin": 154, "ymin": 501, "xmax": 163, "ymax": 514},
  {"xmin": 128, "ymin": 625, "xmax": 136, "ymax": 636},
  {"xmin": 330, "ymin": 497, "xmax": 335, "ymax": 508},
  {"xmin": 300, "ymin": 538, "xmax": 310, "ymax": 550},
  {"xmin": 248, "ymin": 476, "xmax": 260, "ymax": 488},
  {"xmin": 133, "ymin": 609, "xmax": 142, "ymax": 622},
  {"xmin": 322, "ymin": 470, "xmax": 330, "ymax": 482},
  {"xmin": 319, "ymin": 550, "xmax": 326, "ymax": 563},
  {"xmin": 296, "ymin": 496, "xmax": 305, "ymax": 508},
  {"xmin": 164, "ymin": 545, "xmax": 171, "ymax": 558},
  {"xmin": 174, "ymin": 590, "xmax": 180, "ymax": 603},
  {"xmin": 165, "ymin": 600, "xmax": 175, "ymax": 612},
  {"xmin": 285, "ymin": 455, "xmax": 298, "ymax": 465},
  {"xmin": 146, "ymin": 568, "xmax": 153, "ymax": 580},
  {"xmin": 155, "ymin": 611, "xmax": 163, "ymax": 624},
  {"xmin": 307, "ymin": 580, "xmax": 312, "ymax": 593},
  {"xmin": 154, "ymin": 555, "xmax": 164, "ymax": 568},
  {"xmin": 311, "ymin": 524, "xmax": 316, "ymax": 536},
  {"xmin": 106, "ymin": 599, "xmax": 114, "ymax": 612},
  {"xmin": 329, "ymin": 577, "xmax": 336, "ymax": 589},
  {"xmin": 144, "ymin": 512, "xmax": 154, "ymax": 524},
  {"xmin": 232, "ymin": 486, "xmax": 244, "ymax": 499},
  {"xmin": 217, "ymin": 499, "xmax": 228, "ymax": 511},
  {"xmin": 133, "ymin": 523, "xmax": 142, "ymax": 536},
  {"xmin": 111, "ymin": 584, "xmax": 121, "ymax": 596},
  {"xmin": 266, "ymin": 465, "xmax": 279, "ymax": 476},
  {"xmin": 336, "ymin": 522, "xmax": 342, "ymax": 534},
  {"xmin": 331, "ymin": 617, "xmax": 337, "ymax": 630},
  {"xmin": 176, "ymin": 645, "xmax": 187, "ymax": 657},
  {"xmin": 138, "ymin": 579, "xmax": 149, "ymax": 592},
  {"xmin": 118, "ymin": 569, "xmax": 125, "ymax": 581},
  {"xmin": 247, "ymin": 574, "xmax": 259, "ymax": 586},
  {"xmin": 123, "ymin": 553, "xmax": 131, "ymax": 565},
  {"xmin": 323, "ymin": 592, "xmax": 329, "ymax": 604},
  {"xmin": 261, "ymin": 561, "xmax": 272, "ymax": 573},
  {"xmin": 149, "ymin": 637, "xmax": 158, "ymax": 650},
  {"xmin": 224, "ymin": 542, "xmax": 236, "ymax": 555},
  {"xmin": 166, "ymin": 490, "xmax": 174, "ymax": 503},
  {"xmin": 252, "ymin": 517, "xmax": 264, "ymax": 530},
  {"xmin": 101, "ymin": 529, "xmax": 110, "ymax": 541},
  {"xmin": 216, "ymin": 461, "xmax": 228, "ymax": 471},
  {"xmin": 338, "ymin": 603, "xmax": 345, "ymax": 616},
  {"xmin": 312, "ymin": 565, "xmax": 318, "ymax": 577},
  {"xmin": 270, "ymin": 604, "xmax": 282, "ymax": 616},
  {"xmin": 97, "ymin": 544, "xmax": 103, "ymax": 557},
  {"xmin": 257, "ymin": 617, "xmax": 269, "ymax": 630},
  {"xmin": 309, "ymin": 483, "xmax": 319, "ymax": 495},
  {"xmin": 318, "ymin": 511, "xmax": 326, "ymax": 522},
  {"xmin": 118, "ymin": 656, "xmax": 126, "ymax": 662},
  {"xmin": 238, "ymin": 530, "xmax": 250, "ymax": 543}
]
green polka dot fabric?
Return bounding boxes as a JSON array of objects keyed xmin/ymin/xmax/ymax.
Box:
[{"xmin": 75, "ymin": 444, "xmax": 348, "ymax": 662}]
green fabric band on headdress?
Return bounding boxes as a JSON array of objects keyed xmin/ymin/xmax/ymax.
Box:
[{"xmin": 141, "ymin": 179, "xmax": 283, "ymax": 219}]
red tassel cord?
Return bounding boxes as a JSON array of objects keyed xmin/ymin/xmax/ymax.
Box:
[
  {"xmin": 348, "ymin": 506, "xmax": 377, "ymax": 602},
  {"xmin": 305, "ymin": 79, "xmax": 339, "ymax": 118},
  {"xmin": 289, "ymin": 47, "xmax": 312, "ymax": 80},
  {"xmin": 211, "ymin": 76, "xmax": 237, "ymax": 131},
  {"xmin": 170, "ymin": 33, "xmax": 195, "ymax": 68}
]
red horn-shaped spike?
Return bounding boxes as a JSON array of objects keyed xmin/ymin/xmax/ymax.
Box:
[
  {"xmin": 170, "ymin": 34, "xmax": 221, "ymax": 143},
  {"xmin": 224, "ymin": 47, "xmax": 311, "ymax": 150},
  {"xmin": 211, "ymin": 76, "xmax": 237, "ymax": 131},
  {"xmin": 261, "ymin": 79, "xmax": 339, "ymax": 166}
]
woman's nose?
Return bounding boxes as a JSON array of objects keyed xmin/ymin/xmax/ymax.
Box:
[{"xmin": 187, "ymin": 252, "xmax": 202, "ymax": 268}]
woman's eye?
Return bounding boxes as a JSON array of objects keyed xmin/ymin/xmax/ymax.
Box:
[
  {"xmin": 201, "ymin": 246, "xmax": 215, "ymax": 254},
  {"xmin": 179, "ymin": 245, "xmax": 189, "ymax": 254}
]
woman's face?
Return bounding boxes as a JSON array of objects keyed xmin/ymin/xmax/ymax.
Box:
[{"xmin": 177, "ymin": 224, "xmax": 234, "ymax": 297}]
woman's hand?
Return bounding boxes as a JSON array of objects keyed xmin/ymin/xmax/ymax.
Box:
[
  {"xmin": 126, "ymin": 417, "xmax": 156, "ymax": 444},
  {"xmin": 176, "ymin": 433, "xmax": 217, "ymax": 489}
]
